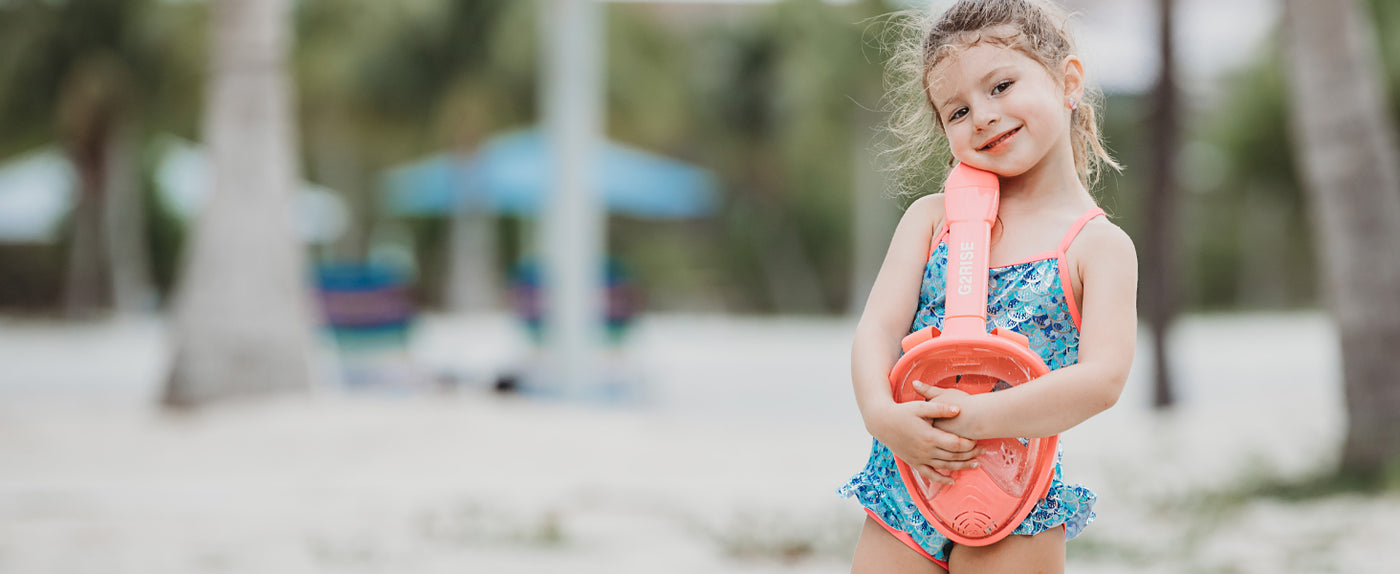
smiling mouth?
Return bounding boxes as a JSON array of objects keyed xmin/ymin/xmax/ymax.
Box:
[{"xmin": 979, "ymin": 126, "xmax": 1021, "ymax": 151}]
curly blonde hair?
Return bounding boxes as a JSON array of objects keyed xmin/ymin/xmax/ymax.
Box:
[{"xmin": 874, "ymin": 0, "xmax": 1120, "ymax": 196}]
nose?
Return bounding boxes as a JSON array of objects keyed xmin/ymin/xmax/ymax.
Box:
[{"xmin": 973, "ymin": 106, "xmax": 1000, "ymax": 131}]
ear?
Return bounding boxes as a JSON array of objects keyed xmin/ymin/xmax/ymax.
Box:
[{"xmin": 1061, "ymin": 55, "xmax": 1085, "ymax": 107}]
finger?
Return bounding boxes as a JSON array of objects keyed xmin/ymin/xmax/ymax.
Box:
[
  {"xmin": 930, "ymin": 428, "xmax": 978, "ymax": 453},
  {"xmin": 927, "ymin": 446, "xmax": 981, "ymax": 462},
  {"xmin": 916, "ymin": 465, "xmax": 955, "ymax": 486},
  {"xmin": 912, "ymin": 380, "xmax": 944, "ymax": 401},
  {"xmin": 927, "ymin": 457, "xmax": 981, "ymax": 471},
  {"xmin": 914, "ymin": 400, "xmax": 960, "ymax": 420}
]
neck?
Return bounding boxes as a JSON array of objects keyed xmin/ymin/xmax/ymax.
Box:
[{"xmin": 996, "ymin": 143, "xmax": 1092, "ymax": 211}]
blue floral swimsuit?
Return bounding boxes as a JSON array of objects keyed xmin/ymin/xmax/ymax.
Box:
[{"xmin": 839, "ymin": 207, "xmax": 1105, "ymax": 566}]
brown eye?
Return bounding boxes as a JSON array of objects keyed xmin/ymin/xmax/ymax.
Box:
[
  {"xmin": 993, "ymin": 80, "xmax": 1013, "ymax": 95},
  {"xmin": 949, "ymin": 107, "xmax": 968, "ymax": 122}
]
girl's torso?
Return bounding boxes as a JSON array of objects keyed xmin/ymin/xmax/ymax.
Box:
[
  {"xmin": 835, "ymin": 204, "xmax": 1107, "ymax": 562},
  {"xmin": 915, "ymin": 205, "xmax": 1105, "ymax": 369}
]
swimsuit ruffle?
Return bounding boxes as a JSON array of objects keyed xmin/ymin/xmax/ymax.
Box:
[{"xmin": 838, "ymin": 437, "xmax": 1096, "ymax": 561}]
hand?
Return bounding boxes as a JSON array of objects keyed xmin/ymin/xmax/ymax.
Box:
[
  {"xmin": 870, "ymin": 394, "xmax": 982, "ymax": 486},
  {"xmin": 913, "ymin": 382, "xmax": 977, "ymax": 438}
]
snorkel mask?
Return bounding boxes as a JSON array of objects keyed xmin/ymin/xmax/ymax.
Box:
[{"xmin": 888, "ymin": 164, "xmax": 1059, "ymax": 547}]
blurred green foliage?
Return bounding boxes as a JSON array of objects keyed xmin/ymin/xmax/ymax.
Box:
[
  {"xmin": 0, "ymin": 0, "xmax": 204, "ymax": 307},
  {"xmin": 2, "ymin": 0, "xmax": 1399, "ymax": 314},
  {"xmin": 1369, "ymin": 0, "xmax": 1400, "ymax": 122}
]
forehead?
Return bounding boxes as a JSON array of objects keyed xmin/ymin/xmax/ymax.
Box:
[{"xmin": 925, "ymin": 43, "xmax": 1047, "ymax": 105}]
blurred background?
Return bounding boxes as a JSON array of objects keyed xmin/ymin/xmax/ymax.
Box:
[{"xmin": 1, "ymin": 0, "xmax": 1398, "ymax": 572}]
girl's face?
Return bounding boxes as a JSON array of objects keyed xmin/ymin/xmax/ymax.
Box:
[{"xmin": 925, "ymin": 43, "xmax": 1076, "ymax": 178}]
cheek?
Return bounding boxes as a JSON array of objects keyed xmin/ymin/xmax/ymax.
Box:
[
  {"xmin": 944, "ymin": 123, "xmax": 973, "ymax": 149},
  {"xmin": 945, "ymin": 126, "xmax": 980, "ymax": 164},
  {"xmin": 1019, "ymin": 91, "xmax": 1067, "ymax": 133}
]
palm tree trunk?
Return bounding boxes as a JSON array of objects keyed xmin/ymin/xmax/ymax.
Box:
[
  {"xmin": 105, "ymin": 126, "xmax": 155, "ymax": 313},
  {"xmin": 63, "ymin": 151, "xmax": 110, "ymax": 317},
  {"xmin": 59, "ymin": 65, "xmax": 119, "ymax": 318},
  {"xmin": 849, "ymin": 104, "xmax": 899, "ymax": 316},
  {"xmin": 1145, "ymin": 0, "xmax": 1179, "ymax": 409},
  {"xmin": 163, "ymin": 0, "xmax": 316, "ymax": 407},
  {"xmin": 1283, "ymin": 0, "xmax": 1400, "ymax": 476}
]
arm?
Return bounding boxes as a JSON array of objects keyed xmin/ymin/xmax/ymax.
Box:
[
  {"xmin": 929, "ymin": 221, "xmax": 1139, "ymax": 440},
  {"xmin": 852, "ymin": 194, "xmax": 981, "ymax": 484}
]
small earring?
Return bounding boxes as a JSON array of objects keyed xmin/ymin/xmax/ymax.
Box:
[{"xmin": 1069, "ymin": 97, "xmax": 1079, "ymax": 111}]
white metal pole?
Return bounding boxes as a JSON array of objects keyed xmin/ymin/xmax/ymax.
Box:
[{"xmin": 541, "ymin": 0, "xmax": 606, "ymax": 396}]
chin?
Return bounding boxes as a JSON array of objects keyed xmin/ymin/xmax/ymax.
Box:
[{"xmin": 956, "ymin": 157, "xmax": 1033, "ymax": 179}]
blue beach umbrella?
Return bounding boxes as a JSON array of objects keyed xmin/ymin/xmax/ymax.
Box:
[{"xmin": 382, "ymin": 129, "xmax": 720, "ymax": 219}]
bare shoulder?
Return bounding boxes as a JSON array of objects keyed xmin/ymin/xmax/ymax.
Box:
[
  {"xmin": 1072, "ymin": 217, "xmax": 1138, "ymax": 276},
  {"xmin": 905, "ymin": 193, "xmax": 945, "ymax": 221},
  {"xmin": 902, "ymin": 193, "xmax": 946, "ymax": 231}
]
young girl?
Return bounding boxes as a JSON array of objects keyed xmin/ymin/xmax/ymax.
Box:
[{"xmin": 838, "ymin": 1, "xmax": 1138, "ymax": 572}]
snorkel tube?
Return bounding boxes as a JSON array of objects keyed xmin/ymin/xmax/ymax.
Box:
[{"xmin": 888, "ymin": 164, "xmax": 1059, "ymax": 547}]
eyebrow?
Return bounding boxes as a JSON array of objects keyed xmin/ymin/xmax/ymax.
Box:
[{"xmin": 931, "ymin": 64, "xmax": 1020, "ymax": 115}]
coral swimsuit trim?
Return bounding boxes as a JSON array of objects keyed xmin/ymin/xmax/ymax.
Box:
[{"xmin": 839, "ymin": 207, "xmax": 1105, "ymax": 567}]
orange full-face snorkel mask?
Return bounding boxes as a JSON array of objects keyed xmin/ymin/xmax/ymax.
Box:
[{"xmin": 888, "ymin": 164, "xmax": 1059, "ymax": 547}]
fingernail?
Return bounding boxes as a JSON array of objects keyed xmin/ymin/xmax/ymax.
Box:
[
  {"xmin": 971, "ymin": 462, "xmax": 979, "ymax": 468},
  {"xmin": 949, "ymin": 406, "xmax": 960, "ymax": 414}
]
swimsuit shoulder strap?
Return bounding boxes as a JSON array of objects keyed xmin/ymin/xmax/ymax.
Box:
[
  {"xmin": 1056, "ymin": 207, "xmax": 1106, "ymax": 255},
  {"xmin": 928, "ymin": 220, "xmax": 950, "ymax": 259},
  {"xmin": 1057, "ymin": 207, "xmax": 1105, "ymax": 330}
]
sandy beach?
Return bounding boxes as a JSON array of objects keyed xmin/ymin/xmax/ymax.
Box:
[{"xmin": 1, "ymin": 312, "xmax": 1396, "ymax": 573}]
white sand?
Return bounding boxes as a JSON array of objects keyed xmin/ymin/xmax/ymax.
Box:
[{"xmin": 0, "ymin": 312, "xmax": 1396, "ymax": 573}]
